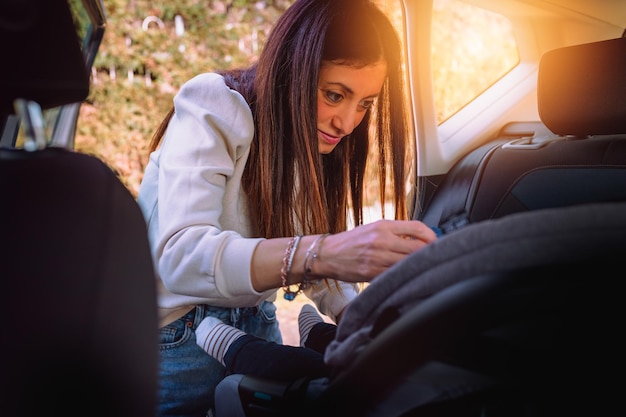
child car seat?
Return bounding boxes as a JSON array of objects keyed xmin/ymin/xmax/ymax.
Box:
[{"xmin": 215, "ymin": 201, "xmax": 626, "ymax": 417}]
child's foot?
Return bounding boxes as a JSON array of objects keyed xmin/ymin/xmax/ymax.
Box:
[
  {"xmin": 298, "ymin": 304, "xmax": 323, "ymax": 347},
  {"xmin": 195, "ymin": 317, "xmax": 246, "ymax": 366}
]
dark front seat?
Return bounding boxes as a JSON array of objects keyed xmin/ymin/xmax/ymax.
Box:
[
  {"xmin": 0, "ymin": 1, "xmax": 158, "ymax": 416},
  {"xmin": 0, "ymin": 148, "xmax": 158, "ymax": 417}
]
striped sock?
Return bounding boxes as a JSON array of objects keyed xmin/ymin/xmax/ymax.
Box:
[
  {"xmin": 298, "ymin": 304, "xmax": 323, "ymax": 347},
  {"xmin": 195, "ymin": 317, "xmax": 245, "ymax": 366}
]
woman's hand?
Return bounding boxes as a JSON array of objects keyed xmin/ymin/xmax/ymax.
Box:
[{"xmin": 314, "ymin": 219, "xmax": 438, "ymax": 283}]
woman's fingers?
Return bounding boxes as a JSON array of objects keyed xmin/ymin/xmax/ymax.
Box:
[
  {"xmin": 383, "ymin": 219, "xmax": 438, "ymax": 245},
  {"xmin": 322, "ymin": 219, "xmax": 439, "ymax": 283}
]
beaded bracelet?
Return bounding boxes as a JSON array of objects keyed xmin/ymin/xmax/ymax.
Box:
[
  {"xmin": 303, "ymin": 233, "xmax": 329, "ymax": 289},
  {"xmin": 281, "ymin": 235, "xmax": 302, "ymax": 300}
]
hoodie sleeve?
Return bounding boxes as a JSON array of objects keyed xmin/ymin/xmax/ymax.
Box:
[{"xmin": 145, "ymin": 73, "xmax": 274, "ymax": 307}]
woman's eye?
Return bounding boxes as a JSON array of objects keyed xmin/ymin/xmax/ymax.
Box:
[
  {"xmin": 325, "ymin": 90, "xmax": 343, "ymax": 104},
  {"xmin": 360, "ymin": 100, "xmax": 375, "ymax": 110}
]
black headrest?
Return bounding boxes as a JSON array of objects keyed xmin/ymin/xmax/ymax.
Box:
[
  {"xmin": 0, "ymin": 0, "xmax": 90, "ymax": 115},
  {"xmin": 537, "ymin": 36, "xmax": 626, "ymax": 137}
]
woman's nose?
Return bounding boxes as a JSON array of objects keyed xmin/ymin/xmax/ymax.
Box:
[{"xmin": 331, "ymin": 108, "xmax": 360, "ymax": 136}]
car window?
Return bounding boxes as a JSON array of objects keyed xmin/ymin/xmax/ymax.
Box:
[{"xmin": 432, "ymin": 0, "xmax": 519, "ymax": 123}]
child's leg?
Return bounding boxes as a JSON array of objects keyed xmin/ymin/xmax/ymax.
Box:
[
  {"xmin": 303, "ymin": 322, "xmax": 337, "ymax": 353},
  {"xmin": 226, "ymin": 336, "xmax": 329, "ymax": 380},
  {"xmin": 196, "ymin": 316, "xmax": 329, "ymax": 381},
  {"xmin": 298, "ymin": 304, "xmax": 337, "ymax": 353},
  {"xmin": 196, "ymin": 317, "xmax": 245, "ymax": 366}
]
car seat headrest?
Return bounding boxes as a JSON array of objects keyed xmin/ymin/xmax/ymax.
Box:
[
  {"xmin": 537, "ymin": 36, "xmax": 626, "ymax": 137},
  {"xmin": 0, "ymin": 0, "xmax": 90, "ymax": 115}
]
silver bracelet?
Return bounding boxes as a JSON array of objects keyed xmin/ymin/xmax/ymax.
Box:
[
  {"xmin": 281, "ymin": 235, "xmax": 302, "ymax": 300},
  {"xmin": 303, "ymin": 233, "xmax": 329, "ymax": 289}
]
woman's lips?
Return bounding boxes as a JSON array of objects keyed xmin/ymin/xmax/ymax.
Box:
[{"xmin": 319, "ymin": 130, "xmax": 342, "ymax": 146}]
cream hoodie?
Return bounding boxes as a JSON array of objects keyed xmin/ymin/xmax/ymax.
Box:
[{"xmin": 138, "ymin": 73, "xmax": 357, "ymax": 328}]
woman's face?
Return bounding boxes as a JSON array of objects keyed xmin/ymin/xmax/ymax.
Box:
[{"xmin": 316, "ymin": 60, "xmax": 387, "ymax": 154}]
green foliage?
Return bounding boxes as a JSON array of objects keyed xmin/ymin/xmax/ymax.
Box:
[{"xmin": 77, "ymin": 0, "xmax": 293, "ymax": 196}]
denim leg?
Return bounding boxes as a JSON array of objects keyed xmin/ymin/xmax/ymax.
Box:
[
  {"xmin": 156, "ymin": 302, "xmax": 282, "ymax": 417},
  {"xmin": 237, "ymin": 300, "xmax": 283, "ymax": 344}
]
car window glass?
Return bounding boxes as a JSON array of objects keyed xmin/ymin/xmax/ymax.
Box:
[{"xmin": 432, "ymin": 0, "xmax": 519, "ymax": 123}]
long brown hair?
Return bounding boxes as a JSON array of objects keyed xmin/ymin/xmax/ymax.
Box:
[{"xmin": 149, "ymin": 0, "xmax": 410, "ymax": 239}]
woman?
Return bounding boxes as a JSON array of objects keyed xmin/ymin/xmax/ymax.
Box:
[{"xmin": 138, "ymin": 0, "xmax": 437, "ymax": 415}]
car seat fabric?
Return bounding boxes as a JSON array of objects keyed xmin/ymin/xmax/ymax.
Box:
[
  {"xmin": 0, "ymin": 147, "xmax": 159, "ymax": 417},
  {"xmin": 1, "ymin": 0, "xmax": 158, "ymax": 415},
  {"xmin": 325, "ymin": 201, "xmax": 626, "ymax": 370},
  {"xmin": 319, "ymin": 260, "xmax": 619, "ymax": 417}
]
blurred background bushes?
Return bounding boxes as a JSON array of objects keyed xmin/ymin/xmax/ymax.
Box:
[{"xmin": 78, "ymin": 0, "xmax": 294, "ymax": 196}]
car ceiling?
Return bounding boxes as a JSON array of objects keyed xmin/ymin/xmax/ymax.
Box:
[
  {"xmin": 468, "ymin": 0, "xmax": 626, "ymax": 29},
  {"xmin": 541, "ymin": 0, "xmax": 626, "ymax": 28}
]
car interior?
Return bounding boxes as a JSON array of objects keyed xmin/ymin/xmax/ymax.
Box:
[
  {"xmin": 0, "ymin": 1, "xmax": 158, "ymax": 416},
  {"xmin": 212, "ymin": 1, "xmax": 626, "ymax": 416},
  {"xmin": 1, "ymin": 1, "xmax": 624, "ymax": 417},
  {"xmin": 213, "ymin": 32, "xmax": 626, "ymax": 417},
  {"xmin": 418, "ymin": 36, "xmax": 626, "ymax": 232}
]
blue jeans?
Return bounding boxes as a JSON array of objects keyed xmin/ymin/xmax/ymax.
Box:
[{"xmin": 157, "ymin": 302, "xmax": 282, "ymax": 417}]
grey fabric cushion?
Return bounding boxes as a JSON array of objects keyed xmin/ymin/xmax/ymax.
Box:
[{"xmin": 325, "ymin": 201, "xmax": 626, "ymax": 369}]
